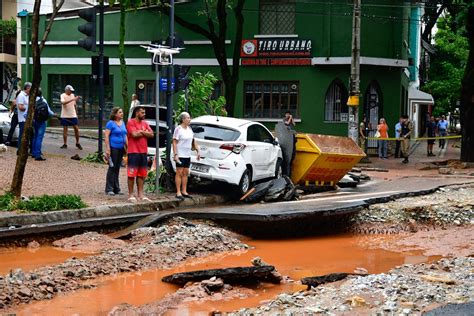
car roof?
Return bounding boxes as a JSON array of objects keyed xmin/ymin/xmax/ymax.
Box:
[{"xmin": 191, "ymin": 115, "xmax": 253, "ymax": 129}]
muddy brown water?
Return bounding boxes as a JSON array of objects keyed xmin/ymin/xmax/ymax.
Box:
[{"xmin": 3, "ymin": 234, "xmax": 437, "ymax": 315}]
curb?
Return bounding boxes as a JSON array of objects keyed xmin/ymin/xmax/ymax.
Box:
[
  {"xmin": 0, "ymin": 194, "xmax": 227, "ymax": 228},
  {"xmin": 46, "ymin": 129, "xmax": 100, "ymax": 141}
]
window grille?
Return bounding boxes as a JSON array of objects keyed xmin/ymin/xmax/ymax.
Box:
[
  {"xmin": 260, "ymin": 0, "xmax": 296, "ymax": 35},
  {"xmin": 244, "ymin": 81, "xmax": 299, "ymax": 119},
  {"xmin": 324, "ymin": 80, "xmax": 348, "ymax": 122}
]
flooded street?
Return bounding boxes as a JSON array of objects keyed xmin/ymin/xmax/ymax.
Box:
[{"xmin": 6, "ymin": 234, "xmax": 434, "ymax": 315}]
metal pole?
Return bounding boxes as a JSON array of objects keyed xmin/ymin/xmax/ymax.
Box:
[
  {"xmin": 98, "ymin": 3, "xmax": 105, "ymax": 154},
  {"xmin": 155, "ymin": 63, "xmax": 160, "ymax": 194},
  {"xmin": 165, "ymin": 0, "xmax": 175, "ymax": 166},
  {"xmin": 348, "ymin": 0, "xmax": 361, "ymax": 144}
]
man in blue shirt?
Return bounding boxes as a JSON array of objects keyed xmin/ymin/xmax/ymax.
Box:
[
  {"xmin": 32, "ymin": 89, "xmax": 55, "ymax": 161},
  {"xmin": 394, "ymin": 117, "xmax": 402, "ymax": 158},
  {"xmin": 437, "ymin": 115, "xmax": 449, "ymax": 149}
]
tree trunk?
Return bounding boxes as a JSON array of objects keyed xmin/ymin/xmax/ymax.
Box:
[
  {"xmin": 10, "ymin": 0, "xmax": 64, "ymax": 198},
  {"xmin": 119, "ymin": 3, "xmax": 129, "ymax": 116},
  {"xmin": 461, "ymin": 7, "xmax": 474, "ymax": 162},
  {"xmin": 10, "ymin": 4, "xmax": 41, "ymax": 198}
]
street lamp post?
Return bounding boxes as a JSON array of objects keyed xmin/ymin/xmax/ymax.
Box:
[{"xmin": 347, "ymin": 0, "xmax": 361, "ymax": 144}]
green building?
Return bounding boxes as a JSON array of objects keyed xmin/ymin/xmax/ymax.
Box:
[{"xmin": 19, "ymin": 0, "xmax": 418, "ymax": 146}]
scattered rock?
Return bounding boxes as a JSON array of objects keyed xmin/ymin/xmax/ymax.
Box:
[{"xmin": 27, "ymin": 241, "xmax": 40, "ymax": 249}]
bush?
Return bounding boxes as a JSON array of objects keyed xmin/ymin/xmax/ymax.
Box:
[
  {"xmin": 81, "ymin": 152, "xmax": 106, "ymax": 164},
  {"xmin": 0, "ymin": 193, "xmax": 87, "ymax": 212}
]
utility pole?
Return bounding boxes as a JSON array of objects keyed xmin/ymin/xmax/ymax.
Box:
[
  {"xmin": 165, "ymin": 0, "xmax": 175, "ymax": 170},
  {"xmin": 98, "ymin": 3, "xmax": 105, "ymax": 154},
  {"xmin": 347, "ymin": 0, "xmax": 361, "ymax": 144},
  {"xmin": 155, "ymin": 62, "xmax": 160, "ymax": 194}
]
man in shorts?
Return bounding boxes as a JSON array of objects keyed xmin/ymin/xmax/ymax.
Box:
[
  {"xmin": 127, "ymin": 106, "xmax": 154, "ymax": 202},
  {"xmin": 60, "ymin": 85, "xmax": 82, "ymax": 150}
]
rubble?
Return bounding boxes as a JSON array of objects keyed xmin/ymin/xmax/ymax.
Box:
[
  {"xmin": 0, "ymin": 217, "xmax": 247, "ymax": 310},
  {"xmin": 351, "ymin": 185, "xmax": 474, "ymax": 233},
  {"xmin": 230, "ymin": 257, "xmax": 474, "ymax": 315}
]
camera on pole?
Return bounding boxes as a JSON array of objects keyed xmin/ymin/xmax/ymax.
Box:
[{"xmin": 78, "ymin": 7, "xmax": 97, "ymax": 52}]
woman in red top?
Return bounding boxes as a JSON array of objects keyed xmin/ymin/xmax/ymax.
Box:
[{"xmin": 377, "ymin": 118, "xmax": 389, "ymax": 159}]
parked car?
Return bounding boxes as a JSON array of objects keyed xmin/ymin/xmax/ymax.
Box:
[
  {"xmin": 0, "ymin": 103, "xmax": 19, "ymax": 143},
  {"xmin": 128, "ymin": 103, "xmax": 168, "ymax": 157},
  {"xmin": 188, "ymin": 115, "xmax": 283, "ymax": 195}
]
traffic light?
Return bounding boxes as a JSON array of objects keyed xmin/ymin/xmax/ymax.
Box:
[
  {"xmin": 77, "ymin": 7, "xmax": 97, "ymax": 52},
  {"xmin": 174, "ymin": 65, "xmax": 191, "ymax": 93}
]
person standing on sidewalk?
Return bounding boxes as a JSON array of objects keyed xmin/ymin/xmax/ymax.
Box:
[
  {"xmin": 377, "ymin": 118, "xmax": 389, "ymax": 159},
  {"xmin": 32, "ymin": 89, "xmax": 55, "ymax": 161},
  {"xmin": 126, "ymin": 106, "xmax": 154, "ymax": 202},
  {"xmin": 400, "ymin": 114, "xmax": 413, "ymax": 164},
  {"xmin": 130, "ymin": 93, "xmax": 140, "ymax": 109},
  {"xmin": 60, "ymin": 85, "xmax": 82, "ymax": 150},
  {"xmin": 172, "ymin": 112, "xmax": 201, "ymax": 201},
  {"xmin": 426, "ymin": 115, "xmax": 437, "ymax": 157},
  {"xmin": 16, "ymin": 82, "xmax": 31, "ymax": 151},
  {"xmin": 394, "ymin": 117, "xmax": 402, "ymax": 158},
  {"xmin": 437, "ymin": 115, "xmax": 449, "ymax": 149},
  {"xmin": 104, "ymin": 107, "xmax": 127, "ymax": 196},
  {"xmin": 359, "ymin": 115, "xmax": 368, "ymax": 150},
  {"xmin": 5, "ymin": 90, "xmax": 21, "ymax": 146}
]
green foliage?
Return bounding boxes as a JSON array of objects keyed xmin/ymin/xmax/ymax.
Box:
[
  {"xmin": 144, "ymin": 165, "xmax": 166, "ymax": 193},
  {"xmin": 423, "ymin": 15, "xmax": 469, "ymax": 116},
  {"xmin": 0, "ymin": 193, "xmax": 87, "ymax": 212},
  {"xmin": 81, "ymin": 152, "xmax": 106, "ymax": 164},
  {"xmin": 0, "ymin": 19, "xmax": 16, "ymax": 37},
  {"xmin": 176, "ymin": 72, "xmax": 227, "ymax": 119}
]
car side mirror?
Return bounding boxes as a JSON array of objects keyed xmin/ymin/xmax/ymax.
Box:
[{"xmin": 273, "ymin": 137, "xmax": 279, "ymax": 146}]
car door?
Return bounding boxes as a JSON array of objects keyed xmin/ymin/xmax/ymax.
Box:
[
  {"xmin": 246, "ymin": 124, "xmax": 267, "ymax": 179},
  {"xmin": 255, "ymin": 125, "xmax": 279, "ymax": 177}
]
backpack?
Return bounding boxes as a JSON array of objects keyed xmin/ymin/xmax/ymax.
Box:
[{"xmin": 35, "ymin": 97, "xmax": 49, "ymax": 122}]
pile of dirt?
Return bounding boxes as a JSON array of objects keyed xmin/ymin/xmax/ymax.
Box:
[
  {"xmin": 0, "ymin": 218, "xmax": 247, "ymax": 310},
  {"xmin": 52, "ymin": 232, "xmax": 126, "ymax": 253}
]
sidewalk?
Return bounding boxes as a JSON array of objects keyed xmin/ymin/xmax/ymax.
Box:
[
  {"xmin": 47, "ymin": 127, "xmax": 102, "ymax": 140},
  {"xmin": 357, "ymin": 137, "xmax": 467, "ymax": 179}
]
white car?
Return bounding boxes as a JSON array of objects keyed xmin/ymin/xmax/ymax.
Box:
[
  {"xmin": 0, "ymin": 103, "xmax": 19, "ymax": 143},
  {"xmin": 189, "ymin": 116, "xmax": 283, "ymax": 195}
]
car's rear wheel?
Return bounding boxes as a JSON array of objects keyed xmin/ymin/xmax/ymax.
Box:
[
  {"xmin": 275, "ymin": 159, "xmax": 283, "ymax": 178},
  {"xmin": 237, "ymin": 168, "xmax": 252, "ymax": 196}
]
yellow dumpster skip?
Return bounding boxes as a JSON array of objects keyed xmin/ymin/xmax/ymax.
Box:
[{"xmin": 291, "ymin": 134, "xmax": 366, "ymax": 187}]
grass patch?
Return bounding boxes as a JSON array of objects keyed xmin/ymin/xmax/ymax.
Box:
[{"xmin": 0, "ymin": 193, "xmax": 87, "ymax": 212}]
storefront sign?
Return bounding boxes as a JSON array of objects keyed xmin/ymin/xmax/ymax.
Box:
[
  {"xmin": 241, "ymin": 38, "xmax": 312, "ymax": 58},
  {"xmin": 241, "ymin": 58, "xmax": 311, "ymax": 66},
  {"xmin": 241, "ymin": 38, "xmax": 312, "ymax": 66}
]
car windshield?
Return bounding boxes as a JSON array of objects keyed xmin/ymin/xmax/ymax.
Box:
[{"xmin": 191, "ymin": 123, "xmax": 241, "ymax": 141}]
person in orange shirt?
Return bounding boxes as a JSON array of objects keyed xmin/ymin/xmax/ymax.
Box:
[{"xmin": 377, "ymin": 118, "xmax": 389, "ymax": 159}]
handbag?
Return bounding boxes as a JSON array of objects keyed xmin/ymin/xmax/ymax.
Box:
[{"xmin": 374, "ymin": 130, "xmax": 381, "ymax": 138}]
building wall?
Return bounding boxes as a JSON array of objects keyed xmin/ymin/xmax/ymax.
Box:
[{"xmin": 19, "ymin": 0, "xmax": 412, "ymax": 136}]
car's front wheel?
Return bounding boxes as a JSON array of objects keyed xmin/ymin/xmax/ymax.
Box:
[{"xmin": 237, "ymin": 168, "xmax": 252, "ymax": 196}]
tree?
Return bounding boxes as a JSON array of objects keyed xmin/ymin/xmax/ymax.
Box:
[
  {"xmin": 160, "ymin": 0, "xmax": 245, "ymax": 116},
  {"xmin": 461, "ymin": 6, "xmax": 474, "ymax": 162},
  {"xmin": 176, "ymin": 72, "xmax": 227, "ymax": 118},
  {"xmin": 423, "ymin": 15, "xmax": 469, "ymax": 115},
  {"xmin": 10, "ymin": 0, "xmax": 65, "ymax": 198}
]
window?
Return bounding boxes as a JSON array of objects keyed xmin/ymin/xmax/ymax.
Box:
[
  {"xmin": 259, "ymin": 0, "xmax": 295, "ymax": 35},
  {"xmin": 136, "ymin": 80, "xmax": 166, "ymax": 105},
  {"xmin": 49, "ymin": 74, "xmax": 113, "ymax": 124},
  {"xmin": 324, "ymin": 79, "xmax": 348, "ymax": 122},
  {"xmin": 244, "ymin": 81, "xmax": 299, "ymax": 119},
  {"xmin": 191, "ymin": 123, "xmax": 241, "ymax": 141},
  {"xmin": 247, "ymin": 124, "xmax": 274, "ymax": 143}
]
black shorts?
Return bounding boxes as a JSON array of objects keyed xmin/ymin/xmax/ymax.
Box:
[
  {"xmin": 61, "ymin": 118, "xmax": 79, "ymax": 126},
  {"xmin": 127, "ymin": 153, "xmax": 148, "ymax": 177},
  {"xmin": 176, "ymin": 157, "xmax": 191, "ymax": 168}
]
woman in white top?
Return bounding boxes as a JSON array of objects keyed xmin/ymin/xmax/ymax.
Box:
[{"xmin": 172, "ymin": 112, "xmax": 201, "ymax": 201}]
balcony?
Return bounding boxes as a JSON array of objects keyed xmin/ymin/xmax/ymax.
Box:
[{"xmin": 0, "ymin": 36, "xmax": 16, "ymax": 64}]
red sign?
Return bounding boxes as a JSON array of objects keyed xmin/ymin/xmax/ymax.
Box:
[
  {"xmin": 241, "ymin": 58, "xmax": 312, "ymax": 66},
  {"xmin": 241, "ymin": 38, "xmax": 312, "ymax": 58}
]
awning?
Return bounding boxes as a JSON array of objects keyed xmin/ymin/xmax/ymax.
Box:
[{"xmin": 408, "ymin": 86, "xmax": 434, "ymax": 104}]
